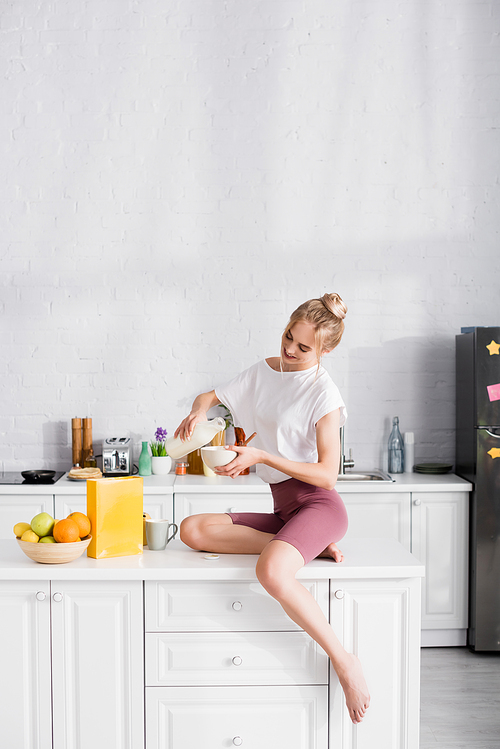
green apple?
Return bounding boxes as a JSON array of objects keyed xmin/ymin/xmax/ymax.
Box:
[
  {"xmin": 39, "ymin": 536, "xmax": 56, "ymax": 543},
  {"xmin": 30, "ymin": 512, "xmax": 55, "ymax": 538}
]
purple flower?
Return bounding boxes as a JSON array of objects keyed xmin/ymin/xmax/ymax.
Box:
[
  {"xmin": 155, "ymin": 427, "xmax": 167, "ymax": 442},
  {"xmin": 150, "ymin": 427, "xmax": 169, "ymax": 456}
]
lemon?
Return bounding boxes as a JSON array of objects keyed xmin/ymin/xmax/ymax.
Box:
[
  {"xmin": 39, "ymin": 536, "xmax": 56, "ymax": 544},
  {"xmin": 21, "ymin": 529, "xmax": 40, "ymax": 543},
  {"xmin": 13, "ymin": 522, "xmax": 31, "ymax": 538}
]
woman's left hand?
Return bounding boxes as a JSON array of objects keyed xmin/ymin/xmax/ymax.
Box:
[{"xmin": 214, "ymin": 445, "xmax": 262, "ymax": 478}]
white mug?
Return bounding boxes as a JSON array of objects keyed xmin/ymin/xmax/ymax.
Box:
[{"xmin": 145, "ymin": 519, "xmax": 178, "ymax": 550}]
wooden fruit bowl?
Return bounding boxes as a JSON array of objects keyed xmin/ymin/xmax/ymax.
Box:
[{"xmin": 17, "ymin": 536, "xmax": 92, "ymax": 564}]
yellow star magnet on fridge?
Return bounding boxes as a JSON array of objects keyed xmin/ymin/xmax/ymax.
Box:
[
  {"xmin": 486, "ymin": 340, "xmax": 500, "ymax": 355},
  {"xmin": 488, "ymin": 448, "xmax": 500, "ymax": 459}
]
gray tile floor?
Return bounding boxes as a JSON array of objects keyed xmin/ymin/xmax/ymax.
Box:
[{"xmin": 420, "ymin": 647, "xmax": 500, "ymax": 748}]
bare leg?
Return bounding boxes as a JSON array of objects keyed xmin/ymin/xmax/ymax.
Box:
[
  {"xmin": 256, "ymin": 540, "xmax": 370, "ymax": 724},
  {"xmin": 180, "ymin": 513, "xmax": 274, "ymax": 555},
  {"xmin": 180, "ymin": 514, "xmax": 369, "ymax": 723}
]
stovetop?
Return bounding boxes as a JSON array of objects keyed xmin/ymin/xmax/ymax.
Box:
[{"xmin": 0, "ymin": 471, "xmax": 65, "ymax": 485}]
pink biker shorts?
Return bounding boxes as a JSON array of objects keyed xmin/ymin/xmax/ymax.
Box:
[{"xmin": 227, "ymin": 477, "xmax": 348, "ymax": 564}]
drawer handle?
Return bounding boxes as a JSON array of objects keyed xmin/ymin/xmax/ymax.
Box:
[
  {"xmin": 36, "ymin": 591, "xmax": 46, "ymax": 601},
  {"xmin": 52, "ymin": 592, "xmax": 63, "ymax": 603},
  {"xmin": 414, "ymin": 499, "xmax": 422, "ymax": 506},
  {"xmin": 334, "ymin": 589, "xmax": 345, "ymax": 600},
  {"xmin": 233, "ymin": 738, "xmax": 243, "ymax": 747},
  {"xmin": 229, "ymin": 507, "xmax": 237, "ymax": 513},
  {"xmin": 232, "ymin": 656, "xmax": 243, "ymax": 666},
  {"xmin": 232, "ymin": 601, "xmax": 243, "ymax": 611}
]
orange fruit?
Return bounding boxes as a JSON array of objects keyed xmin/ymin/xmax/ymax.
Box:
[
  {"xmin": 67, "ymin": 512, "xmax": 91, "ymax": 539},
  {"xmin": 53, "ymin": 518, "xmax": 80, "ymax": 544}
]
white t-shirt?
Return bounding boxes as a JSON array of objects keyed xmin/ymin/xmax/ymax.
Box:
[{"xmin": 215, "ymin": 359, "xmax": 347, "ymax": 484}]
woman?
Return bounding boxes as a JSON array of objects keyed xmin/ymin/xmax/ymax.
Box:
[{"xmin": 175, "ymin": 293, "xmax": 370, "ymax": 724}]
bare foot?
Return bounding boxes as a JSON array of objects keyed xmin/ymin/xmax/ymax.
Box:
[
  {"xmin": 317, "ymin": 542, "xmax": 344, "ymax": 562},
  {"xmin": 335, "ymin": 653, "xmax": 370, "ymax": 724}
]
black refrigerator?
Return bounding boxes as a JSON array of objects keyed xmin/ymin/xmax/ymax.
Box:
[{"xmin": 456, "ymin": 326, "xmax": 500, "ymax": 651}]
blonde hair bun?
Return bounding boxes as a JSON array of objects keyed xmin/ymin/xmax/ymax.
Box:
[{"xmin": 321, "ymin": 293, "xmax": 347, "ymax": 321}]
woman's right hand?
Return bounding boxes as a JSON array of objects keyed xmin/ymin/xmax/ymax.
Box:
[
  {"xmin": 174, "ymin": 390, "xmax": 221, "ymax": 441},
  {"xmin": 174, "ymin": 411, "xmax": 207, "ymax": 442}
]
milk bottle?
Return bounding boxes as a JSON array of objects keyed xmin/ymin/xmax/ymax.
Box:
[{"xmin": 164, "ymin": 417, "xmax": 226, "ymax": 460}]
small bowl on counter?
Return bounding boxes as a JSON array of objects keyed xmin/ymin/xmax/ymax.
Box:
[{"xmin": 17, "ymin": 536, "xmax": 92, "ymax": 564}]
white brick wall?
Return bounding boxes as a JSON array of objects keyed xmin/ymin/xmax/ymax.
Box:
[{"xmin": 1, "ymin": 1, "xmax": 500, "ymax": 472}]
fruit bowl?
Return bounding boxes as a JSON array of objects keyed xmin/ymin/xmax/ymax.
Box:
[{"xmin": 17, "ymin": 536, "xmax": 92, "ymax": 564}]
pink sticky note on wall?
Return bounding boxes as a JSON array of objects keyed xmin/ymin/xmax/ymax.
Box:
[{"xmin": 487, "ymin": 383, "xmax": 500, "ymax": 402}]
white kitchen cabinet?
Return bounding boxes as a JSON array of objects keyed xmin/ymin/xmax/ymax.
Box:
[
  {"xmin": 339, "ymin": 487, "xmax": 470, "ymax": 645},
  {"xmin": 411, "ymin": 491, "xmax": 469, "ymax": 644},
  {"xmin": 329, "ymin": 578, "xmax": 421, "ymax": 749},
  {"xmin": 0, "ymin": 580, "xmax": 52, "ymax": 749},
  {"xmin": 174, "ymin": 491, "xmax": 272, "ymax": 525},
  {"xmin": 0, "ymin": 579, "xmax": 144, "ymax": 749},
  {"xmin": 146, "ymin": 685, "xmax": 328, "ymax": 749},
  {"xmin": 51, "ymin": 580, "xmax": 144, "ymax": 749},
  {"xmin": 145, "ymin": 578, "xmax": 329, "ymax": 749},
  {"xmin": 0, "ymin": 537, "xmax": 423, "ymax": 749},
  {"xmin": 0, "ymin": 495, "xmax": 54, "ymax": 539},
  {"xmin": 339, "ymin": 492, "xmax": 411, "ymax": 550}
]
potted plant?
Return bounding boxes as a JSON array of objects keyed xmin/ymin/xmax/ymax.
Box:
[{"xmin": 149, "ymin": 427, "xmax": 172, "ymax": 475}]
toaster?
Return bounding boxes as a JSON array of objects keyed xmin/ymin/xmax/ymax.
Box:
[{"xmin": 102, "ymin": 437, "xmax": 133, "ymax": 476}]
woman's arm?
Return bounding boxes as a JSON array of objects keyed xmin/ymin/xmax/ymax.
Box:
[
  {"xmin": 174, "ymin": 390, "xmax": 221, "ymax": 441},
  {"xmin": 215, "ymin": 409, "xmax": 341, "ymax": 491}
]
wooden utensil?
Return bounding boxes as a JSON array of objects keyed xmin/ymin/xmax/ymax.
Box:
[{"xmin": 241, "ymin": 432, "xmax": 257, "ymax": 446}]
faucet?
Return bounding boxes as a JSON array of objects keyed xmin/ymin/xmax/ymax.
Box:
[{"xmin": 339, "ymin": 426, "xmax": 355, "ymax": 475}]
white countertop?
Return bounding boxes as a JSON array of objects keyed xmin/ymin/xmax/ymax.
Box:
[
  {"xmin": 173, "ymin": 472, "xmax": 473, "ymax": 493},
  {"xmin": 1, "ymin": 538, "xmax": 424, "ymax": 582},
  {"xmin": 350, "ymin": 472, "xmax": 473, "ymax": 493},
  {"xmin": 0, "ymin": 471, "xmax": 472, "ymax": 495}
]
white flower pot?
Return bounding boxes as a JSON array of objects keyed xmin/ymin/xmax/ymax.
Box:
[{"xmin": 151, "ymin": 456, "xmax": 172, "ymax": 475}]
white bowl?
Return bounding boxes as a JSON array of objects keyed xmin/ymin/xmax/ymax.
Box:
[{"xmin": 201, "ymin": 447, "xmax": 237, "ymax": 470}]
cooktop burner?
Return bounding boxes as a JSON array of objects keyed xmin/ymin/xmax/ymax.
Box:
[{"xmin": 0, "ymin": 471, "xmax": 65, "ymax": 485}]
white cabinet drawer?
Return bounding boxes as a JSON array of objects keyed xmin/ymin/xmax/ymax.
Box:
[
  {"xmin": 145, "ymin": 580, "xmax": 329, "ymax": 632},
  {"xmin": 146, "ymin": 685, "xmax": 328, "ymax": 749},
  {"xmin": 145, "ymin": 631, "xmax": 328, "ymax": 686},
  {"xmin": 174, "ymin": 492, "xmax": 272, "ymax": 524}
]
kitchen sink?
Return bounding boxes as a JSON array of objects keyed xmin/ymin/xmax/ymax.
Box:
[{"xmin": 337, "ymin": 470, "xmax": 394, "ymax": 482}]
